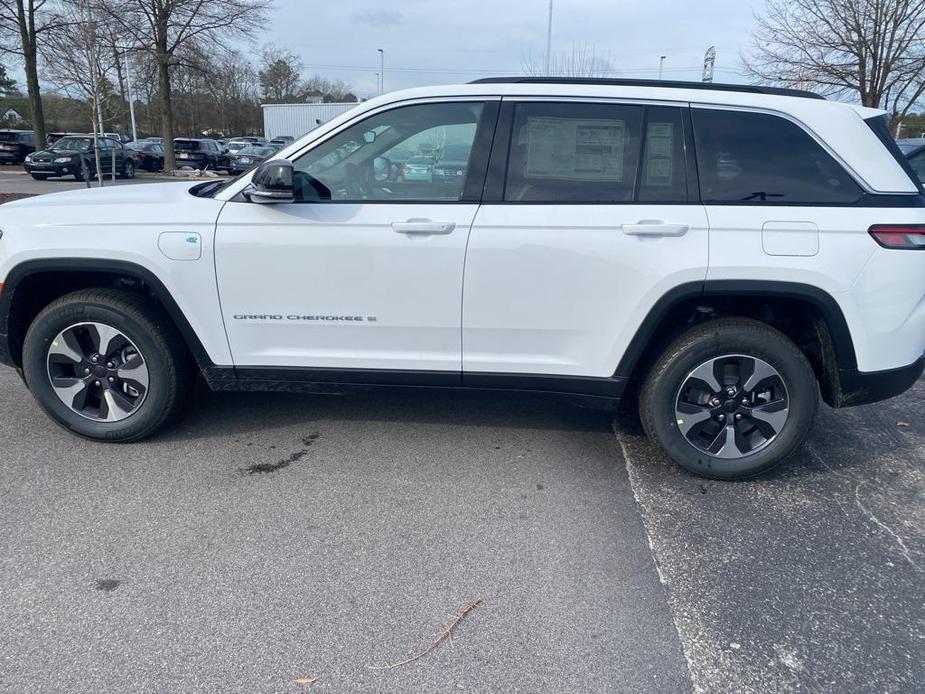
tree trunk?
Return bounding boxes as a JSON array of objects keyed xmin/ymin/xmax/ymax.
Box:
[
  {"xmin": 17, "ymin": 2, "xmax": 45, "ymax": 147},
  {"xmin": 158, "ymin": 56, "xmax": 175, "ymax": 172},
  {"xmin": 23, "ymin": 44, "xmax": 45, "ymax": 146}
]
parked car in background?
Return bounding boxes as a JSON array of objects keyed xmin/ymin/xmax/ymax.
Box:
[
  {"xmin": 432, "ymin": 144, "xmax": 471, "ymax": 187},
  {"xmin": 103, "ymin": 132, "xmax": 132, "ymax": 144},
  {"xmin": 230, "ymin": 136, "xmax": 267, "ymax": 145},
  {"xmin": 0, "ymin": 130, "xmax": 35, "ymax": 165},
  {"xmin": 226, "ymin": 144, "xmax": 278, "ymax": 174},
  {"xmin": 224, "ymin": 140, "xmax": 254, "ymax": 155},
  {"xmin": 896, "ymin": 138, "xmax": 925, "ymax": 154},
  {"xmin": 24, "ymin": 135, "xmax": 134, "ymax": 180},
  {"xmin": 173, "ymin": 138, "xmax": 224, "ymax": 170},
  {"xmin": 270, "ymin": 135, "xmax": 295, "ymax": 147},
  {"xmin": 125, "ymin": 141, "xmax": 165, "ymax": 171},
  {"xmin": 400, "ymin": 156, "xmax": 436, "ymax": 182}
]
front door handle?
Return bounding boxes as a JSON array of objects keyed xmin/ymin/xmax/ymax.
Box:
[
  {"xmin": 621, "ymin": 221, "xmax": 690, "ymax": 237},
  {"xmin": 391, "ymin": 219, "xmax": 456, "ymax": 235}
]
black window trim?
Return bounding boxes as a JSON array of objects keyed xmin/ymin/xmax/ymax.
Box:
[
  {"xmin": 482, "ymin": 97, "xmax": 696, "ymax": 205},
  {"xmin": 271, "ymin": 97, "xmax": 501, "ymax": 206}
]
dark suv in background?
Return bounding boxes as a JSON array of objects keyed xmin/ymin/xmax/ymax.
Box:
[
  {"xmin": 0, "ymin": 130, "xmax": 35, "ymax": 165},
  {"xmin": 173, "ymin": 138, "xmax": 224, "ymax": 170}
]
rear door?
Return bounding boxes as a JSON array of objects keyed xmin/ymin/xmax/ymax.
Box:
[{"xmin": 462, "ymin": 99, "xmax": 709, "ymax": 382}]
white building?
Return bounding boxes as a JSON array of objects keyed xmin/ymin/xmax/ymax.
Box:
[{"xmin": 262, "ymin": 102, "xmax": 362, "ymax": 141}]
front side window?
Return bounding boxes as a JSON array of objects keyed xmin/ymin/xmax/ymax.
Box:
[
  {"xmin": 291, "ymin": 101, "xmax": 484, "ymax": 202},
  {"xmin": 692, "ymin": 108, "xmax": 863, "ymax": 204}
]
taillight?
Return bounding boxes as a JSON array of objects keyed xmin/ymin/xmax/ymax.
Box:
[{"xmin": 868, "ymin": 224, "xmax": 925, "ymax": 250}]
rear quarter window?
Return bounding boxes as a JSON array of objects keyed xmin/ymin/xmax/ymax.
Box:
[{"xmin": 692, "ymin": 108, "xmax": 863, "ymax": 204}]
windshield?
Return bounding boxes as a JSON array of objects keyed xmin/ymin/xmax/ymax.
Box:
[
  {"xmin": 238, "ymin": 146, "xmax": 274, "ymax": 156},
  {"xmin": 51, "ymin": 137, "xmax": 93, "ymax": 152}
]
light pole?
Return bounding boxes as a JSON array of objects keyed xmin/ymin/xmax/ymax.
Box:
[
  {"xmin": 377, "ymin": 48, "xmax": 384, "ymax": 94},
  {"xmin": 659, "ymin": 55, "xmax": 667, "ymax": 80},
  {"xmin": 545, "ymin": 0, "xmax": 553, "ymax": 75}
]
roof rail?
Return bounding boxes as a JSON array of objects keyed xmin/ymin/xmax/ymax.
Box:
[{"xmin": 468, "ymin": 77, "xmax": 825, "ymax": 100}]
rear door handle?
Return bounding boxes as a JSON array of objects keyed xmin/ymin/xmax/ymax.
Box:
[
  {"xmin": 391, "ymin": 220, "xmax": 456, "ymax": 235},
  {"xmin": 621, "ymin": 221, "xmax": 690, "ymax": 237}
]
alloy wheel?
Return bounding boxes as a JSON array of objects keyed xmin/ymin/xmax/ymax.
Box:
[
  {"xmin": 46, "ymin": 321, "xmax": 149, "ymax": 422},
  {"xmin": 675, "ymin": 354, "xmax": 790, "ymax": 459}
]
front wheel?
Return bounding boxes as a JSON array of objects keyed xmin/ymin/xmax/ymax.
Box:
[
  {"xmin": 120, "ymin": 159, "xmax": 135, "ymax": 179},
  {"xmin": 22, "ymin": 289, "xmax": 193, "ymax": 442},
  {"xmin": 639, "ymin": 318, "xmax": 818, "ymax": 480}
]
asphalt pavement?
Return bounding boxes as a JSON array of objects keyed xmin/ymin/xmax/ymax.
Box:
[{"xmin": 0, "ymin": 179, "xmax": 922, "ymax": 693}]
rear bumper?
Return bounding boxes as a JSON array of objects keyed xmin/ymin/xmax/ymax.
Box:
[{"xmin": 835, "ymin": 353, "xmax": 924, "ymax": 407}]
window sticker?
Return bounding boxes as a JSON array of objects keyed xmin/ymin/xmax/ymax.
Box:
[
  {"xmin": 524, "ymin": 117, "xmax": 626, "ymax": 181},
  {"xmin": 645, "ymin": 122, "xmax": 674, "ymax": 186}
]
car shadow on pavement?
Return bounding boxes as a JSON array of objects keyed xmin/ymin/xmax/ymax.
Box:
[{"xmin": 153, "ymin": 384, "xmax": 616, "ymax": 444}]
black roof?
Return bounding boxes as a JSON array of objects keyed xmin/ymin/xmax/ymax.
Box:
[{"xmin": 468, "ymin": 77, "xmax": 824, "ymax": 100}]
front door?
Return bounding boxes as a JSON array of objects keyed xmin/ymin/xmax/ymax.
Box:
[{"xmin": 215, "ymin": 100, "xmax": 494, "ymax": 373}]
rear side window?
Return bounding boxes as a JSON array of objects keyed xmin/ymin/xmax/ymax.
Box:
[
  {"xmin": 501, "ymin": 102, "xmax": 689, "ymax": 203},
  {"xmin": 503, "ymin": 102, "xmax": 644, "ymax": 202},
  {"xmin": 692, "ymin": 108, "xmax": 863, "ymax": 204}
]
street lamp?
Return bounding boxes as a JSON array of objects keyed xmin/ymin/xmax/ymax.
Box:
[
  {"xmin": 377, "ymin": 48, "xmax": 384, "ymax": 94},
  {"xmin": 659, "ymin": 55, "xmax": 667, "ymax": 80},
  {"xmin": 545, "ymin": 0, "xmax": 553, "ymax": 75}
]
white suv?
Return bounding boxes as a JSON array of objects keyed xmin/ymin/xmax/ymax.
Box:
[{"xmin": 1, "ymin": 78, "xmax": 922, "ymax": 479}]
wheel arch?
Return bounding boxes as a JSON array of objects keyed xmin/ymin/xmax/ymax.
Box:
[
  {"xmin": 615, "ymin": 280, "xmax": 858, "ymax": 407},
  {"xmin": 0, "ymin": 258, "xmax": 213, "ymax": 372}
]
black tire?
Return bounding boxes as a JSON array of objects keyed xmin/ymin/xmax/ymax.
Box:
[
  {"xmin": 639, "ymin": 318, "xmax": 818, "ymax": 480},
  {"xmin": 120, "ymin": 159, "xmax": 135, "ymax": 179},
  {"xmin": 22, "ymin": 289, "xmax": 193, "ymax": 442},
  {"xmin": 30, "ymin": 173, "xmax": 49, "ymax": 180}
]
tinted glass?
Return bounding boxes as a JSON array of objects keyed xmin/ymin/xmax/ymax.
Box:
[
  {"xmin": 292, "ymin": 101, "xmax": 484, "ymax": 202},
  {"xmin": 692, "ymin": 109, "xmax": 862, "ymax": 204},
  {"xmin": 638, "ymin": 107, "xmax": 688, "ymax": 202},
  {"xmin": 504, "ymin": 102, "xmax": 643, "ymax": 202},
  {"xmin": 907, "ymin": 149, "xmax": 925, "ymax": 185}
]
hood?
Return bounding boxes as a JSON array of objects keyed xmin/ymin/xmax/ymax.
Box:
[{"xmin": 1, "ymin": 181, "xmax": 204, "ymax": 210}]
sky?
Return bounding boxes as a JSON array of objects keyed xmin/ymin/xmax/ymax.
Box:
[{"xmin": 267, "ymin": 0, "xmax": 764, "ymax": 98}]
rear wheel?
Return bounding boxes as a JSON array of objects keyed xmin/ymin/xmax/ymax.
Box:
[
  {"xmin": 639, "ymin": 318, "xmax": 818, "ymax": 480},
  {"xmin": 22, "ymin": 289, "xmax": 193, "ymax": 442},
  {"xmin": 120, "ymin": 158, "xmax": 135, "ymax": 179}
]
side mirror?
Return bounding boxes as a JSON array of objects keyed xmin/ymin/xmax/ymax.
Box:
[{"xmin": 248, "ymin": 160, "xmax": 294, "ymax": 204}]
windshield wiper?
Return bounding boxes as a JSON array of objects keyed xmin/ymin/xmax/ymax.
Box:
[{"xmin": 741, "ymin": 191, "xmax": 784, "ymax": 201}]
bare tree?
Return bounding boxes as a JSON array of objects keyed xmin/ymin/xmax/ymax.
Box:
[
  {"xmin": 0, "ymin": 0, "xmax": 66, "ymax": 146},
  {"xmin": 747, "ymin": 0, "xmax": 925, "ymax": 123},
  {"xmin": 522, "ymin": 44, "xmax": 615, "ymax": 78},
  {"xmin": 259, "ymin": 46, "xmax": 302, "ymax": 103},
  {"xmin": 98, "ymin": 0, "xmax": 270, "ymax": 171}
]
